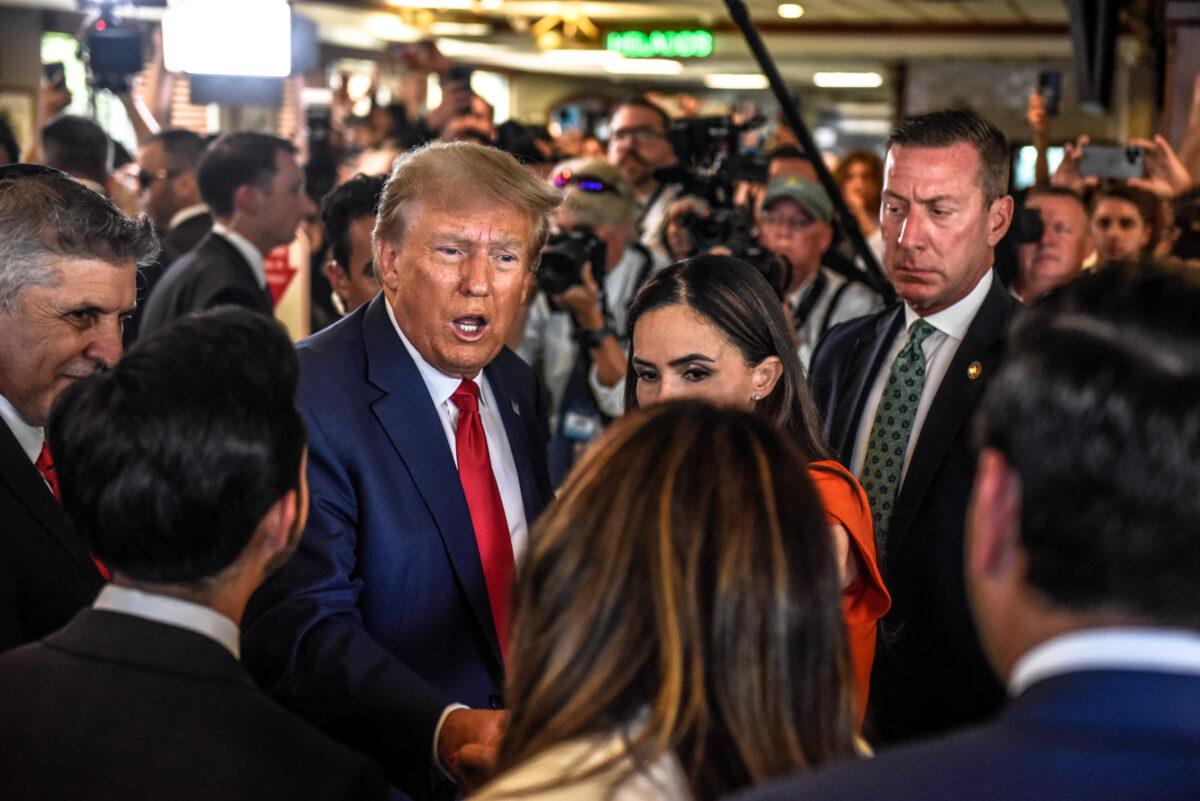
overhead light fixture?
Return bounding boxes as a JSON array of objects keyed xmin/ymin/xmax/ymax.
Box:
[
  {"xmin": 704, "ymin": 74, "xmax": 769, "ymax": 90},
  {"xmin": 813, "ymin": 71, "xmax": 883, "ymax": 88},
  {"xmin": 777, "ymin": 3, "xmax": 804, "ymax": 19},
  {"xmin": 603, "ymin": 57, "xmax": 683, "ymax": 75},
  {"xmin": 478, "ymin": 0, "xmax": 503, "ymax": 8},
  {"xmin": 386, "ymin": 0, "xmax": 471, "ymax": 8}
]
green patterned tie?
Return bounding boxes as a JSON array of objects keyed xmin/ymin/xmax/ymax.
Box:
[{"xmin": 860, "ymin": 319, "xmax": 937, "ymax": 546}]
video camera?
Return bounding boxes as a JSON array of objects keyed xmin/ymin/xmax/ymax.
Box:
[
  {"xmin": 538, "ymin": 226, "xmax": 607, "ymax": 304},
  {"xmin": 76, "ymin": 2, "xmax": 159, "ymax": 93}
]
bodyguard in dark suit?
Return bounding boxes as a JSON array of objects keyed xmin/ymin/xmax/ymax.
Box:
[
  {"xmin": 731, "ymin": 261, "xmax": 1200, "ymax": 801},
  {"xmin": 0, "ymin": 165, "xmax": 155, "ymax": 652},
  {"xmin": 243, "ymin": 141, "xmax": 562, "ymax": 800},
  {"xmin": 808, "ymin": 110, "xmax": 1017, "ymax": 741},
  {"xmin": 140, "ymin": 132, "xmax": 305, "ymax": 335},
  {"xmin": 0, "ymin": 308, "xmax": 393, "ymax": 801},
  {"xmin": 126, "ymin": 128, "xmax": 212, "ymax": 344}
]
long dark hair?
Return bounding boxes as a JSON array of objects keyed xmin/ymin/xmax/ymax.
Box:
[
  {"xmin": 496, "ymin": 401, "xmax": 854, "ymax": 800},
  {"xmin": 624, "ymin": 254, "xmax": 833, "ymax": 460}
]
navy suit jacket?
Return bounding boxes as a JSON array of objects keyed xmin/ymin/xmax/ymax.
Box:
[
  {"xmin": 808, "ymin": 272, "xmax": 1017, "ymax": 741},
  {"xmin": 243, "ymin": 294, "xmax": 554, "ymax": 799},
  {"xmin": 729, "ymin": 669, "xmax": 1200, "ymax": 801}
]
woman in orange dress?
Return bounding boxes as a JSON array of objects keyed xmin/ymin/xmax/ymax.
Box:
[{"xmin": 624, "ymin": 254, "xmax": 890, "ymax": 728}]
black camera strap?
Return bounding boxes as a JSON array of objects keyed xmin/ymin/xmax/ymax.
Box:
[{"xmin": 790, "ymin": 270, "xmax": 828, "ymax": 330}]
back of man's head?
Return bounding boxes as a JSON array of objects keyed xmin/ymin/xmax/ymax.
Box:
[
  {"xmin": 197, "ymin": 131, "xmax": 297, "ymax": 218},
  {"xmin": 0, "ymin": 164, "xmax": 157, "ymax": 313},
  {"xmin": 888, "ymin": 109, "xmax": 1009, "ymax": 205},
  {"xmin": 47, "ymin": 307, "xmax": 305, "ymax": 585},
  {"xmin": 147, "ymin": 128, "xmax": 206, "ymax": 173},
  {"xmin": 978, "ymin": 260, "xmax": 1200, "ymax": 629},
  {"xmin": 41, "ymin": 115, "xmax": 111, "ymax": 187},
  {"xmin": 322, "ymin": 173, "xmax": 385, "ymax": 272}
]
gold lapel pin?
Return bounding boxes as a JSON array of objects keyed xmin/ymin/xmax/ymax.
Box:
[{"xmin": 967, "ymin": 361, "xmax": 983, "ymax": 380}]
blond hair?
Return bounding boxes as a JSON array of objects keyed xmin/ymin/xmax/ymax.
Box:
[
  {"xmin": 374, "ymin": 140, "xmax": 562, "ymax": 265},
  {"xmin": 551, "ymin": 158, "xmax": 636, "ymax": 230}
]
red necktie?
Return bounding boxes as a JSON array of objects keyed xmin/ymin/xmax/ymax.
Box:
[
  {"xmin": 36, "ymin": 440, "xmax": 109, "ymax": 582},
  {"xmin": 450, "ymin": 380, "xmax": 514, "ymax": 658}
]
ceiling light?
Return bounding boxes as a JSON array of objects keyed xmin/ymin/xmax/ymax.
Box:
[
  {"xmin": 813, "ymin": 71, "xmax": 883, "ymax": 88},
  {"xmin": 777, "ymin": 3, "xmax": 804, "ymax": 19},
  {"xmin": 603, "ymin": 58, "xmax": 683, "ymax": 75},
  {"xmin": 703, "ymin": 74, "xmax": 769, "ymax": 90}
]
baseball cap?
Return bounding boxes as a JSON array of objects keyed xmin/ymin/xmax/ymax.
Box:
[{"xmin": 762, "ymin": 176, "xmax": 833, "ymax": 223}]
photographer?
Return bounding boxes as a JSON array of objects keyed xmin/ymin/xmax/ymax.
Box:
[
  {"xmin": 757, "ymin": 176, "xmax": 882, "ymax": 368},
  {"xmin": 515, "ymin": 159, "xmax": 659, "ymax": 482},
  {"xmin": 1013, "ymin": 187, "xmax": 1092, "ymax": 303}
]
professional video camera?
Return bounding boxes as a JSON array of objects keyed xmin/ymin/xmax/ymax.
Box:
[
  {"xmin": 76, "ymin": 1, "xmax": 161, "ymax": 93},
  {"xmin": 538, "ymin": 226, "xmax": 607, "ymax": 302}
]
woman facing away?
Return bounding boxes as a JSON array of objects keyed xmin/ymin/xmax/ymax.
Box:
[
  {"xmin": 624, "ymin": 254, "xmax": 891, "ymax": 728},
  {"xmin": 472, "ymin": 401, "xmax": 856, "ymax": 801}
]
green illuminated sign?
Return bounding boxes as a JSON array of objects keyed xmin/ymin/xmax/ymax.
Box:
[{"xmin": 605, "ymin": 30, "xmax": 714, "ymax": 59}]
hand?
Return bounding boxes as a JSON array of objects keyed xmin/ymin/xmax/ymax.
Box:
[
  {"xmin": 1051, "ymin": 134, "xmax": 1099, "ymax": 193},
  {"xmin": 39, "ymin": 81, "xmax": 70, "ymax": 120},
  {"xmin": 437, "ymin": 708, "xmax": 507, "ymax": 791},
  {"xmin": 426, "ymin": 80, "xmax": 471, "ymax": 135},
  {"xmin": 552, "ymin": 261, "xmax": 604, "ymax": 331},
  {"xmin": 1026, "ymin": 88, "xmax": 1048, "ymax": 137},
  {"xmin": 1127, "ymin": 135, "xmax": 1193, "ymax": 199}
]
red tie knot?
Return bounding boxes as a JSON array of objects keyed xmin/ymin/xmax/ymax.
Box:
[{"xmin": 451, "ymin": 379, "xmax": 481, "ymax": 414}]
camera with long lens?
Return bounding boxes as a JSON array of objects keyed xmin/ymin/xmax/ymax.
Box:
[{"xmin": 537, "ymin": 226, "xmax": 607, "ymax": 304}]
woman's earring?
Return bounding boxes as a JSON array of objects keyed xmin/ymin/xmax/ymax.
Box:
[{"xmin": 752, "ymin": 392, "xmax": 761, "ymax": 402}]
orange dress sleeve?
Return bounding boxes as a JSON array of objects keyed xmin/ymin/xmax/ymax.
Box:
[{"xmin": 808, "ymin": 460, "xmax": 891, "ymax": 731}]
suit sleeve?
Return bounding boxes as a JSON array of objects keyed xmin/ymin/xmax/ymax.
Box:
[
  {"xmin": 0, "ymin": 545, "xmax": 23, "ymax": 652},
  {"xmin": 242, "ymin": 401, "xmax": 450, "ymax": 800}
]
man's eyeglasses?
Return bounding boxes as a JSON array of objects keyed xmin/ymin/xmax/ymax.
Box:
[
  {"xmin": 553, "ymin": 170, "xmax": 618, "ymax": 194},
  {"xmin": 609, "ymin": 127, "xmax": 666, "ymax": 145},
  {"xmin": 760, "ymin": 212, "xmax": 818, "ymax": 233},
  {"xmin": 137, "ymin": 168, "xmax": 182, "ymax": 191}
]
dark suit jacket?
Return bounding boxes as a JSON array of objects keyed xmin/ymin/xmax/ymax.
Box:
[
  {"xmin": 139, "ymin": 230, "xmax": 273, "ymax": 336},
  {"xmin": 127, "ymin": 210, "xmax": 214, "ymax": 345},
  {"xmin": 728, "ymin": 669, "xmax": 1200, "ymax": 801},
  {"xmin": 808, "ymin": 272, "xmax": 1017, "ymax": 741},
  {"xmin": 0, "ymin": 422, "xmax": 103, "ymax": 653},
  {"xmin": 0, "ymin": 608, "xmax": 394, "ymax": 801},
  {"xmin": 243, "ymin": 295, "xmax": 554, "ymax": 799}
]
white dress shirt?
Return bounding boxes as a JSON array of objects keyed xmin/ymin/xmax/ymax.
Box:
[
  {"xmin": 210, "ymin": 222, "xmax": 267, "ymax": 289},
  {"xmin": 93, "ymin": 584, "xmax": 241, "ymax": 659},
  {"xmin": 850, "ymin": 270, "xmax": 994, "ymax": 482},
  {"xmin": 0, "ymin": 393, "xmax": 42, "ymax": 464},
  {"xmin": 384, "ymin": 301, "xmax": 529, "ymax": 564},
  {"xmin": 1008, "ymin": 627, "xmax": 1200, "ymax": 696}
]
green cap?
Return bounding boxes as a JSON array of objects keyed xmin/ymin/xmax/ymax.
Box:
[{"xmin": 762, "ymin": 176, "xmax": 833, "ymax": 223}]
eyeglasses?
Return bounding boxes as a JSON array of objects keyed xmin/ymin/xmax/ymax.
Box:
[
  {"xmin": 137, "ymin": 168, "xmax": 182, "ymax": 191},
  {"xmin": 553, "ymin": 170, "xmax": 619, "ymax": 194},
  {"xmin": 760, "ymin": 212, "xmax": 818, "ymax": 233},
  {"xmin": 609, "ymin": 126, "xmax": 666, "ymax": 145}
]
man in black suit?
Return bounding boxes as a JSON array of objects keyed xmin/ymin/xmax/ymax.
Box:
[
  {"xmin": 140, "ymin": 132, "xmax": 305, "ymax": 334},
  {"xmin": 0, "ymin": 164, "xmax": 155, "ymax": 653},
  {"xmin": 0, "ymin": 308, "xmax": 394, "ymax": 801},
  {"xmin": 126, "ymin": 128, "xmax": 212, "ymax": 343},
  {"xmin": 808, "ymin": 109, "xmax": 1017, "ymax": 742}
]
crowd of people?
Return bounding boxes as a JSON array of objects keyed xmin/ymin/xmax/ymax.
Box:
[{"xmin": 0, "ymin": 54, "xmax": 1198, "ymax": 801}]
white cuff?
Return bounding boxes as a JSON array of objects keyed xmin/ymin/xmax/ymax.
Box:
[{"xmin": 432, "ymin": 702, "xmax": 469, "ymax": 782}]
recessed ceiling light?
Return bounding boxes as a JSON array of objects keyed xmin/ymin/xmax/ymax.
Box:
[
  {"xmin": 704, "ymin": 74, "xmax": 769, "ymax": 90},
  {"xmin": 778, "ymin": 3, "xmax": 804, "ymax": 19},
  {"xmin": 813, "ymin": 71, "xmax": 883, "ymax": 88}
]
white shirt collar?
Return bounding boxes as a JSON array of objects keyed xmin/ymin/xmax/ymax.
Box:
[
  {"xmin": 384, "ymin": 298, "xmax": 486, "ymax": 409},
  {"xmin": 93, "ymin": 584, "xmax": 241, "ymax": 659},
  {"xmin": 0, "ymin": 392, "xmax": 43, "ymax": 463},
  {"xmin": 1008, "ymin": 627, "xmax": 1200, "ymax": 696},
  {"xmin": 210, "ymin": 222, "xmax": 267, "ymax": 290},
  {"xmin": 168, "ymin": 203, "xmax": 208, "ymax": 231},
  {"xmin": 904, "ymin": 269, "xmax": 994, "ymax": 341}
]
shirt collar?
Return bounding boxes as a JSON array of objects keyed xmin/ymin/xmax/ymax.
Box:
[
  {"xmin": 903, "ymin": 269, "xmax": 994, "ymax": 341},
  {"xmin": 210, "ymin": 222, "xmax": 267, "ymax": 290},
  {"xmin": 384, "ymin": 298, "xmax": 485, "ymax": 408},
  {"xmin": 93, "ymin": 584, "xmax": 241, "ymax": 659},
  {"xmin": 1008, "ymin": 627, "xmax": 1200, "ymax": 696},
  {"xmin": 168, "ymin": 204, "xmax": 208, "ymax": 231},
  {"xmin": 0, "ymin": 392, "xmax": 43, "ymax": 463}
]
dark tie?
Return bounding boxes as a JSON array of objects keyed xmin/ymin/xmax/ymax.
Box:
[
  {"xmin": 36, "ymin": 440, "xmax": 110, "ymax": 582},
  {"xmin": 859, "ymin": 319, "xmax": 937, "ymax": 549},
  {"xmin": 450, "ymin": 380, "xmax": 514, "ymax": 658}
]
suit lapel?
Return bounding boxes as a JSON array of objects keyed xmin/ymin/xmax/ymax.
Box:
[
  {"xmin": 361, "ymin": 297, "xmax": 503, "ymax": 668},
  {"xmin": 833, "ymin": 307, "xmax": 905, "ymax": 460},
  {"xmin": 484, "ymin": 357, "xmax": 544, "ymax": 528},
  {"xmin": 0, "ymin": 423, "xmax": 103, "ymax": 588},
  {"xmin": 887, "ymin": 275, "xmax": 1016, "ymax": 552}
]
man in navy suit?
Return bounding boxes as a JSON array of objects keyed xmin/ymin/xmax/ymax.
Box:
[
  {"xmin": 807, "ymin": 110, "xmax": 1017, "ymax": 741},
  {"xmin": 243, "ymin": 141, "xmax": 562, "ymax": 800},
  {"xmin": 730, "ymin": 260, "xmax": 1200, "ymax": 801}
]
